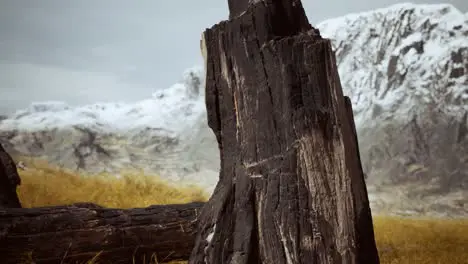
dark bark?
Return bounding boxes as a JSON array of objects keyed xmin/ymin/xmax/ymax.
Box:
[
  {"xmin": 0, "ymin": 143, "xmax": 22, "ymax": 208},
  {"xmin": 342, "ymin": 96, "xmax": 380, "ymax": 264},
  {"xmin": 0, "ymin": 202, "xmax": 204, "ymax": 264},
  {"xmin": 190, "ymin": 0, "xmax": 379, "ymax": 263}
]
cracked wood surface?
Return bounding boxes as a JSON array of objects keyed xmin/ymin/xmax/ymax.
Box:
[
  {"xmin": 189, "ymin": 0, "xmax": 379, "ymax": 263},
  {"xmin": 0, "ymin": 202, "xmax": 203, "ymax": 264}
]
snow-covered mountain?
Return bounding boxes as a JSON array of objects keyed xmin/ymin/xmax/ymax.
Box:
[
  {"xmin": 0, "ymin": 67, "xmax": 219, "ymax": 191},
  {"xmin": 2, "ymin": 67, "xmax": 206, "ymax": 133},
  {"xmin": 318, "ymin": 3, "xmax": 467, "ymax": 126},
  {"xmin": 1, "ymin": 3, "xmax": 467, "ymax": 215}
]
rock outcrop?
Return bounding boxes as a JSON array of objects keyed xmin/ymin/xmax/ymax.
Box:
[
  {"xmin": 318, "ymin": 3, "xmax": 468, "ymax": 198},
  {"xmin": 317, "ymin": 3, "xmax": 468, "ymax": 216}
]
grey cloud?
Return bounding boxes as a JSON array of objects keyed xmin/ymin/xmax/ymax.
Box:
[{"xmin": 0, "ymin": 63, "xmax": 151, "ymax": 106}]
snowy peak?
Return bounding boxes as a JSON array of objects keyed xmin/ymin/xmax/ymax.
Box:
[
  {"xmin": 317, "ymin": 3, "xmax": 468, "ymax": 126},
  {"xmin": 0, "ymin": 67, "xmax": 212, "ymax": 188},
  {"xmin": 2, "ymin": 67, "xmax": 206, "ymax": 134}
]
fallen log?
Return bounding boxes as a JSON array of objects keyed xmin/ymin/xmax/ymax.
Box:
[
  {"xmin": 189, "ymin": 0, "xmax": 380, "ymax": 263},
  {"xmin": 0, "ymin": 202, "xmax": 204, "ymax": 264}
]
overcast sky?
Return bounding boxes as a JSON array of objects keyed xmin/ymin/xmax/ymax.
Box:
[{"xmin": 0, "ymin": 0, "xmax": 467, "ymax": 114}]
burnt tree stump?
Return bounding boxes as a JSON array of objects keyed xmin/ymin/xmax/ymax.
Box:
[
  {"xmin": 0, "ymin": 202, "xmax": 203, "ymax": 264},
  {"xmin": 189, "ymin": 0, "xmax": 380, "ymax": 263},
  {"xmin": 0, "ymin": 143, "xmax": 22, "ymax": 208}
]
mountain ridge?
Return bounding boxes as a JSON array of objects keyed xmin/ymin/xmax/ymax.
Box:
[
  {"xmin": 1, "ymin": 3, "xmax": 467, "ymax": 216},
  {"xmin": 318, "ymin": 2, "xmax": 467, "ymax": 127}
]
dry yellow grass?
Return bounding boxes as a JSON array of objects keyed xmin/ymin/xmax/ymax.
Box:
[
  {"xmin": 16, "ymin": 160, "xmax": 468, "ymax": 264},
  {"xmin": 18, "ymin": 159, "xmax": 207, "ymax": 208},
  {"xmin": 374, "ymin": 216, "xmax": 468, "ymax": 264}
]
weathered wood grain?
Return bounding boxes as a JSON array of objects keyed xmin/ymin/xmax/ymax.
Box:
[
  {"xmin": 189, "ymin": 0, "xmax": 380, "ymax": 263},
  {"xmin": 0, "ymin": 202, "xmax": 203, "ymax": 264}
]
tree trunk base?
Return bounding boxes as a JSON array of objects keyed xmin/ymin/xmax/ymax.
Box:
[{"xmin": 189, "ymin": 0, "xmax": 380, "ymax": 263}]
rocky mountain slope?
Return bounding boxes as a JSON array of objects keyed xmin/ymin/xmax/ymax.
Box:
[
  {"xmin": 0, "ymin": 67, "xmax": 219, "ymax": 191},
  {"xmin": 319, "ymin": 3, "xmax": 468, "ymax": 216},
  {"xmin": 318, "ymin": 3, "xmax": 468, "ymax": 187},
  {"xmin": 1, "ymin": 3, "xmax": 467, "ymax": 216}
]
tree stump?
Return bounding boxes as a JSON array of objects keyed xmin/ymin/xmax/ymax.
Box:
[
  {"xmin": 189, "ymin": 0, "xmax": 380, "ymax": 263},
  {"xmin": 0, "ymin": 143, "xmax": 22, "ymax": 208}
]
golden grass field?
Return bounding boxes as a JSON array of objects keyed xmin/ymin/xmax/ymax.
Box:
[{"xmin": 17, "ymin": 160, "xmax": 468, "ymax": 264}]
